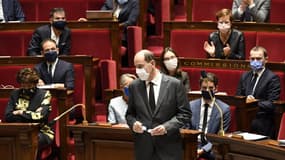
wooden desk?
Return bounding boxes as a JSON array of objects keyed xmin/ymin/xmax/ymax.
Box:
[
  {"xmin": 0, "ymin": 88, "xmax": 69, "ymax": 160},
  {"xmin": 0, "ymin": 123, "xmax": 39, "ymax": 160},
  {"xmin": 68, "ymin": 124, "xmax": 200, "ymax": 160},
  {"xmin": 206, "ymin": 133, "xmax": 285, "ymax": 160}
]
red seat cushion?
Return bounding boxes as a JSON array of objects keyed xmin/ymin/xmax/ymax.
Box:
[{"xmin": 270, "ymin": 0, "xmax": 285, "ymax": 23}]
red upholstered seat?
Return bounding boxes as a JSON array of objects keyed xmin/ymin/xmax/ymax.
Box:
[
  {"xmin": 270, "ymin": 0, "xmax": 285, "ymax": 23},
  {"xmin": 192, "ymin": 0, "xmax": 232, "ymax": 21},
  {"xmin": 256, "ymin": 32, "xmax": 285, "ymax": 62},
  {"xmin": 37, "ymin": 0, "xmax": 88, "ymax": 21},
  {"xmin": 170, "ymin": 30, "xmax": 213, "ymax": 58},
  {"xmin": 19, "ymin": 0, "xmax": 37, "ymax": 21},
  {"xmin": 127, "ymin": 26, "xmax": 142, "ymax": 67},
  {"xmin": 278, "ymin": 112, "xmax": 285, "ymax": 140},
  {"xmin": 243, "ymin": 31, "xmax": 257, "ymax": 59}
]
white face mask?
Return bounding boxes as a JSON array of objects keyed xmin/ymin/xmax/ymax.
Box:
[
  {"xmin": 136, "ymin": 68, "xmax": 150, "ymax": 81},
  {"xmin": 164, "ymin": 58, "xmax": 178, "ymax": 71},
  {"xmin": 217, "ymin": 22, "xmax": 231, "ymax": 34}
]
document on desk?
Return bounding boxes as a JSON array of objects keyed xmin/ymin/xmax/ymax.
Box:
[{"xmin": 237, "ymin": 132, "xmax": 268, "ymax": 141}]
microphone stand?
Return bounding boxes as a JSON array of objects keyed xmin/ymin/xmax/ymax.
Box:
[
  {"xmin": 48, "ymin": 103, "xmax": 88, "ymax": 126},
  {"xmin": 209, "ymin": 91, "xmax": 225, "ymax": 136}
]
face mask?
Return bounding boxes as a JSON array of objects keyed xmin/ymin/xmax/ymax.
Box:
[
  {"xmin": 217, "ymin": 23, "xmax": 231, "ymax": 34},
  {"xmin": 44, "ymin": 50, "xmax": 58, "ymax": 62},
  {"xmin": 123, "ymin": 87, "xmax": 129, "ymax": 97},
  {"xmin": 164, "ymin": 58, "xmax": 178, "ymax": 71},
  {"xmin": 201, "ymin": 90, "xmax": 215, "ymax": 100},
  {"xmin": 136, "ymin": 68, "xmax": 150, "ymax": 81},
  {"xmin": 250, "ymin": 60, "xmax": 263, "ymax": 72},
  {"xmin": 21, "ymin": 88, "xmax": 37, "ymax": 98},
  {"xmin": 117, "ymin": 0, "xmax": 128, "ymax": 5},
  {"xmin": 52, "ymin": 21, "xmax": 66, "ymax": 30}
]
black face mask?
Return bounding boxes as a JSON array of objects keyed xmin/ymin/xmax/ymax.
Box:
[
  {"xmin": 44, "ymin": 51, "xmax": 58, "ymax": 62},
  {"xmin": 201, "ymin": 90, "xmax": 215, "ymax": 100},
  {"xmin": 21, "ymin": 88, "xmax": 37, "ymax": 98},
  {"xmin": 52, "ymin": 20, "xmax": 66, "ymax": 30}
]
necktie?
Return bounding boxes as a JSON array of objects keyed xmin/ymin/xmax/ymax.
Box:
[
  {"xmin": 48, "ymin": 64, "xmax": 52, "ymax": 77},
  {"xmin": 149, "ymin": 82, "xmax": 156, "ymax": 113},
  {"xmin": 249, "ymin": 73, "xmax": 258, "ymax": 95},
  {"xmin": 243, "ymin": 7, "xmax": 252, "ymax": 21},
  {"xmin": 201, "ymin": 104, "xmax": 209, "ymax": 143}
]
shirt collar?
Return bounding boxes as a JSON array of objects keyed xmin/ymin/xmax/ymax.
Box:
[
  {"xmin": 201, "ymin": 98, "xmax": 215, "ymax": 108},
  {"xmin": 145, "ymin": 69, "xmax": 162, "ymax": 86}
]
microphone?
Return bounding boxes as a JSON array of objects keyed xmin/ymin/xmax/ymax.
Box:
[
  {"xmin": 200, "ymin": 70, "xmax": 225, "ymax": 136},
  {"xmin": 48, "ymin": 103, "xmax": 88, "ymax": 126}
]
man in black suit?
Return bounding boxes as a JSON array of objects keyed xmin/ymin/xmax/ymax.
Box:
[
  {"xmin": 34, "ymin": 38, "xmax": 74, "ymax": 93},
  {"xmin": 236, "ymin": 46, "xmax": 280, "ymax": 138},
  {"xmin": 27, "ymin": 8, "xmax": 71, "ymax": 56},
  {"xmin": 126, "ymin": 49, "xmax": 192, "ymax": 160}
]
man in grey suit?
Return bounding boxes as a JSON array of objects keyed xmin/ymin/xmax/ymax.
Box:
[
  {"xmin": 126, "ymin": 49, "xmax": 192, "ymax": 160},
  {"xmin": 189, "ymin": 72, "xmax": 230, "ymax": 160},
  {"xmin": 232, "ymin": 0, "xmax": 271, "ymax": 22}
]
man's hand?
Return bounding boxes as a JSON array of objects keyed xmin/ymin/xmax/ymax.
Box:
[
  {"xmin": 13, "ymin": 110, "xmax": 23, "ymax": 115},
  {"xmin": 246, "ymin": 95, "xmax": 258, "ymax": 103},
  {"xmin": 132, "ymin": 121, "xmax": 144, "ymax": 133},
  {"xmin": 149, "ymin": 125, "xmax": 167, "ymax": 136},
  {"xmin": 197, "ymin": 149, "xmax": 204, "ymax": 158}
]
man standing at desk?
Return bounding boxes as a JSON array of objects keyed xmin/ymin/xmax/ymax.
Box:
[
  {"xmin": 126, "ymin": 49, "xmax": 192, "ymax": 160},
  {"xmin": 236, "ymin": 46, "xmax": 280, "ymax": 138}
]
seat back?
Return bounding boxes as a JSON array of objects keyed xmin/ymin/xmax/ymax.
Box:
[
  {"xmin": 243, "ymin": 31, "xmax": 257, "ymax": 59},
  {"xmin": 37, "ymin": 0, "xmax": 88, "ymax": 21},
  {"xmin": 270, "ymin": 0, "xmax": 285, "ymax": 23},
  {"xmin": 192, "ymin": 0, "xmax": 232, "ymax": 21},
  {"xmin": 256, "ymin": 32, "xmax": 285, "ymax": 62},
  {"xmin": 170, "ymin": 29, "xmax": 213, "ymax": 58}
]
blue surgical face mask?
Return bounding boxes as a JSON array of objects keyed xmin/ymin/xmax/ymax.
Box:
[
  {"xmin": 44, "ymin": 50, "xmax": 58, "ymax": 62},
  {"xmin": 250, "ymin": 60, "xmax": 263, "ymax": 72},
  {"xmin": 123, "ymin": 87, "xmax": 129, "ymax": 97},
  {"xmin": 117, "ymin": 0, "xmax": 128, "ymax": 5}
]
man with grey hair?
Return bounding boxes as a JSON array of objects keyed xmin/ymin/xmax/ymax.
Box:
[{"xmin": 126, "ymin": 49, "xmax": 192, "ymax": 160}]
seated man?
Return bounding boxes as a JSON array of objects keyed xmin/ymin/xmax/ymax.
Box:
[
  {"xmin": 27, "ymin": 8, "xmax": 71, "ymax": 56},
  {"xmin": 232, "ymin": 0, "xmax": 270, "ymax": 22},
  {"xmin": 189, "ymin": 72, "xmax": 231, "ymax": 160},
  {"xmin": 0, "ymin": 0, "xmax": 25, "ymax": 22},
  {"xmin": 34, "ymin": 38, "xmax": 74, "ymax": 94},
  {"xmin": 108, "ymin": 73, "xmax": 136, "ymax": 126},
  {"xmin": 5, "ymin": 68, "xmax": 54, "ymax": 160},
  {"xmin": 236, "ymin": 46, "xmax": 280, "ymax": 138}
]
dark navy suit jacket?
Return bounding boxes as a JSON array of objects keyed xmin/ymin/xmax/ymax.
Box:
[
  {"xmin": 101, "ymin": 0, "xmax": 139, "ymax": 41},
  {"xmin": 2, "ymin": 0, "xmax": 25, "ymax": 22},
  {"xmin": 27, "ymin": 24, "xmax": 71, "ymax": 56},
  {"xmin": 34, "ymin": 59, "xmax": 74, "ymax": 90}
]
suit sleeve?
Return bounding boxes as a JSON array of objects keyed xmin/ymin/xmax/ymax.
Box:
[
  {"xmin": 61, "ymin": 29, "xmax": 71, "ymax": 55},
  {"xmin": 249, "ymin": 0, "xmax": 270, "ymax": 22},
  {"xmin": 108, "ymin": 101, "xmax": 116, "ymax": 124},
  {"xmin": 163, "ymin": 81, "xmax": 192, "ymax": 135},
  {"xmin": 5, "ymin": 91, "xmax": 23, "ymax": 122},
  {"xmin": 27, "ymin": 29, "xmax": 42, "ymax": 56},
  {"xmin": 126, "ymin": 83, "xmax": 137, "ymax": 128},
  {"xmin": 258, "ymin": 74, "xmax": 280, "ymax": 112},
  {"xmin": 232, "ymin": 0, "xmax": 241, "ymax": 21},
  {"xmin": 101, "ymin": 0, "xmax": 113, "ymax": 10},
  {"xmin": 121, "ymin": 0, "xmax": 139, "ymax": 27},
  {"xmin": 236, "ymin": 74, "xmax": 246, "ymax": 96},
  {"xmin": 14, "ymin": 0, "xmax": 25, "ymax": 22},
  {"xmin": 65, "ymin": 63, "xmax": 75, "ymax": 90}
]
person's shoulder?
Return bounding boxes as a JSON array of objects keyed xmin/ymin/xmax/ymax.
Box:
[
  {"xmin": 215, "ymin": 99, "xmax": 230, "ymax": 109},
  {"xmin": 35, "ymin": 24, "xmax": 50, "ymax": 32},
  {"xmin": 210, "ymin": 31, "xmax": 219, "ymax": 37},
  {"xmin": 163, "ymin": 73, "xmax": 180, "ymax": 83},
  {"xmin": 232, "ymin": 29, "xmax": 243, "ymax": 36},
  {"xmin": 110, "ymin": 96, "xmax": 124, "ymax": 104},
  {"xmin": 58, "ymin": 59, "xmax": 72, "ymax": 66}
]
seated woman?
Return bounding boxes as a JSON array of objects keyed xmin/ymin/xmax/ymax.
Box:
[
  {"xmin": 5, "ymin": 68, "xmax": 54, "ymax": 160},
  {"xmin": 204, "ymin": 8, "xmax": 245, "ymax": 60},
  {"xmin": 160, "ymin": 47, "xmax": 190, "ymax": 92},
  {"xmin": 108, "ymin": 73, "xmax": 136, "ymax": 126}
]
